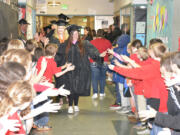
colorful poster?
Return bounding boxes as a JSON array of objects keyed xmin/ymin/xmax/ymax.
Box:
[
  {"xmin": 136, "ymin": 34, "xmax": 146, "ymax": 46},
  {"xmin": 147, "ymin": 0, "xmax": 173, "ymax": 49}
]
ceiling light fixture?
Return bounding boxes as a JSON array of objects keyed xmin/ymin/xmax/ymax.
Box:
[{"xmin": 48, "ymin": 1, "xmax": 61, "ymax": 6}]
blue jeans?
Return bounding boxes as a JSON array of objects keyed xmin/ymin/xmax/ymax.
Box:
[
  {"xmin": 115, "ymin": 82, "xmax": 121, "ymax": 104},
  {"xmin": 91, "ymin": 62, "xmax": 108, "ymax": 94},
  {"xmin": 150, "ymin": 123, "xmax": 163, "ymax": 135},
  {"xmin": 34, "ymin": 99, "xmax": 49, "ymax": 126}
]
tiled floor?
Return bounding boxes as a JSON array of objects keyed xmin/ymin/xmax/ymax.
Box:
[{"xmin": 30, "ymin": 85, "xmax": 137, "ymax": 135}]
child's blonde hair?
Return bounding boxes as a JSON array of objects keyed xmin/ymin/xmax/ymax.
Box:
[
  {"xmin": 138, "ymin": 47, "xmax": 149, "ymax": 60},
  {"xmin": 0, "ymin": 92, "xmax": 14, "ymax": 117},
  {"xmin": 8, "ymin": 39, "xmax": 24, "ymax": 50},
  {"xmin": 1, "ymin": 49, "xmax": 32, "ymax": 73},
  {"xmin": 7, "ymin": 81, "xmax": 35, "ymax": 107},
  {"xmin": 45, "ymin": 43, "xmax": 58, "ymax": 56}
]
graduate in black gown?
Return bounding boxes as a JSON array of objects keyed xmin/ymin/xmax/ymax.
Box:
[{"xmin": 60, "ymin": 24, "xmax": 106, "ymax": 114}]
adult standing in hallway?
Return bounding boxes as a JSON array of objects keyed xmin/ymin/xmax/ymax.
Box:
[
  {"xmin": 18, "ymin": 19, "xmax": 29, "ymax": 44},
  {"xmin": 90, "ymin": 29, "xmax": 112, "ymax": 99},
  {"xmin": 82, "ymin": 27, "xmax": 93, "ymax": 41},
  {"xmin": 62, "ymin": 24, "xmax": 106, "ymax": 114},
  {"xmin": 49, "ymin": 19, "xmax": 69, "ymax": 105}
]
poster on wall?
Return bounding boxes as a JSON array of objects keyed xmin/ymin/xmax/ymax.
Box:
[
  {"xmin": 136, "ymin": 22, "xmax": 146, "ymax": 34},
  {"xmin": 147, "ymin": 0, "xmax": 173, "ymax": 48},
  {"xmin": 18, "ymin": 8, "xmax": 26, "ymax": 20},
  {"xmin": 36, "ymin": 0, "xmax": 47, "ymax": 14},
  {"xmin": 136, "ymin": 34, "xmax": 146, "ymax": 45}
]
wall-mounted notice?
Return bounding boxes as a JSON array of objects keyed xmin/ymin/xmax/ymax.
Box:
[{"xmin": 136, "ymin": 22, "xmax": 146, "ymax": 33}]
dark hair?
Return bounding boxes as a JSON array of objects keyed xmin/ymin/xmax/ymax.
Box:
[
  {"xmin": 33, "ymin": 47, "xmax": 45, "ymax": 62},
  {"xmin": 66, "ymin": 31, "xmax": 84, "ymax": 57},
  {"xmin": 96, "ymin": 29, "xmax": 105, "ymax": 38},
  {"xmin": 0, "ymin": 42, "xmax": 8, "ymax": 56},
  {"xmin": 25, "ymin": 39, "xmax": 37, "ymax": 52},
  {"xmin": 149, "ymin": 38, "xmax": 163, "ymax": 46},
  {"xmin": 92, "ymin": 29, "xmax": 96, "ymax": 37},
  {"xmin": 131, "ymin": 39, "xmax": 143, "ymax": 49},
  {"xmin": 45, "ymin": 43, "xmax": 58, "ymax": 56},
  {"xmin": 0, "ymin": 62, "xmax": 26, "ymax": 92}
]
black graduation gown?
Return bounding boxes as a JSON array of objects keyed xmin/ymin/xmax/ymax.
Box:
[
  {"xmin": 49, "ymin": 36, "xmax": 67, "ymax": 89},
  {"xmin": 56, "ymin": 40, "xmax": 101, "ymax": 96}
]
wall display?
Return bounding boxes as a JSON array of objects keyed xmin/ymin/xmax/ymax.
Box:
[
  {"xmin": 0, "ymin": 2, "xmax": 18, "ymax": 39},
  {"xmin": 136, "ymin": 34, "xmax": 146, "ymax": 45},
  {"xmin": 147, "ymin": 0, "xmax": 173, "ymax": 48},
  {"xmin": 36, "ymin": 0, "xmax": 47, "ymax": 14},
  {"xmin": 136, "ymin": 22, "xmax": 146, "ymax": 33},
  {"xmin": 94, "ymin": 16, "xmax": 113, "ymax": 30}
]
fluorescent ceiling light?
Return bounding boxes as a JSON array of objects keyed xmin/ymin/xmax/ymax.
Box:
[
  {"xmin": 140, "ymin": 6, "xmax": 147, "ymax": 9},
  {"xmin": 48, "ymin": 1, "xmax": 61, "ymax": 6}
]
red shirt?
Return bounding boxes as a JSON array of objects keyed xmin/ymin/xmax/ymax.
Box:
[
  {"xmin": 113, "ymin": 59, "xmax": 168, "ymax": 112},
  {"xmin": 90, "ymin": 38, "xmax": 112, "ymax": 63},
  {"xmin": 130, "ymin": 54, "xmax": 143, "ymax": 95},
  {"xmin": 36, "ymin": 57, "xmax": 61, "ymax": 83},
  {"xmin": 6, "ymin": 112, "xmax": 25, "ymax": 135}
]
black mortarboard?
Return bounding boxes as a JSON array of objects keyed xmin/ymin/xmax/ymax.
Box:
[
  {"xmin": 43, "ymin": 25, "xmax": 51, "ymax": 31},
  {"xmin": 58, "ymin": 13, "xmax": 70, "ymax": 21},
  {"xmin": 67, "ymin": 24, "xmax": 82, "ymax": 34},
  {"xmin": 50, "ymin": 20, "xmax": 57, "ymax": 24},
  {"xmin": 56, "ymin": 20, "xmax": 68, "ymax": 26},
  {"xmin": 18, "ymin": 19, "xmax": 30, "ymax": 25}
]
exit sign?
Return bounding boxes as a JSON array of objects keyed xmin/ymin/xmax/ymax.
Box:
[{"xmin": 61, "ymin": 4, "xmax": 68, "ymax": 10}]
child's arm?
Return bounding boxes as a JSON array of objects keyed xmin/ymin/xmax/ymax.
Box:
[
  {"xmin": 55, "ymin": 65, "xmax": 75, "ymax": 77},
  {"xmin": 32, "ymin": 57, "xmax": 47, "ymax": 84}
]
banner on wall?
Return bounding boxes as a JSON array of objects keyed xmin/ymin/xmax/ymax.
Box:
[{"xmin": 147, "ymin": 0, "xmax": 173, "ymax": 48}]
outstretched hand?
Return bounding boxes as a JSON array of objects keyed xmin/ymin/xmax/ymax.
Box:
[
  {"xmin": 58, "ymin": 85, "xmax": 71, "ymax": 96},
  {"xmin": 138, "ymin": 107, "xmax": 157, "ymax": 121},
  {"xmin": 108, "ymin": 64, "xmax": 115, "ymax": 70},
  {"xmin": 42, "ymin": 100, "xmax": 61, "ymax": 113}
]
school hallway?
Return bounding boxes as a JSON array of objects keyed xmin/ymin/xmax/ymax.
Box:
[{"xmin": 30, "ymin": 84, "xmax": 137, "ymax": 135}]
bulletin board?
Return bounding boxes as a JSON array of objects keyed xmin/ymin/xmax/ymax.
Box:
[
  {"xmin": 0, "ymin": 2, "xmax": 18, "ymax": 39},
  {"xmin": 147, "ymin": 0, "xmax": 174, "ymax": 48}
]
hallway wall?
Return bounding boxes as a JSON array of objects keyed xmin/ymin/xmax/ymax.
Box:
[{"xmin": 37, "ymin": 0, "xmax": 114, "ymax": 16}]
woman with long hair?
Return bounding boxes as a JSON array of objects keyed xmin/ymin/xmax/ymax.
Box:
[
  {"xmin": 82, "ymin": 27, "xmax": 93, "ymax": 41},
  {"xmin": 61, "ymin": 24, "xmax": 106, "ymax": 114}
]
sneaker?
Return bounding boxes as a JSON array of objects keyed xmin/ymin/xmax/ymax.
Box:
[
  {"xmin": 133, "ymin": 123, "xmax": 146, "ymax": 130},
  {"xmin": 92, "ymin": 93, "xmax": 98, "ymax": 99},
  {"xmin": 116, "ymin": 106, "xmax": 131, "ymax": 114},
  {"xmin": 68, "ymin": 106, "xmax": 73, "ymax": 114},
  {"xmin": 109, "ymin": 103, "xmax": 121, "ymax": 110},
  {"xmin": 74, "ymin": 106, "xmax": 80, "ymax": 112},
  {"xmin": 36, "ymin": 125, "xmax": 52, "ymax": 131},
  {"xmin": 137, "ymin": 128, "xmax": 150, "ymax": 135},
  {"xmin": 99, "ymin": 93, "xmax": 106, "ymax": 97}
]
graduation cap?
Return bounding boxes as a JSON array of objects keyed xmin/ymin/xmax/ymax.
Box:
[
  {"xmin": 18, "ymin": 19, "xmax": 30, "ymax": 25},
  {"xmin": 50, "ymin": 20, "xmax": 57, "ymax": 24},
  {"xmin": 67, "ymin": 24, "xmax": 82, "ymax": 34},
  {"xmin": 43, "ymin": 25, "xmax": 51, "ymax": 32},
  {"xmin": 56, "ymin": 19, "xmax": 68, "ymax": 26},
  {"xmin": 58, "ymin": 13, "xmax": 70, "ymax": 21}
]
